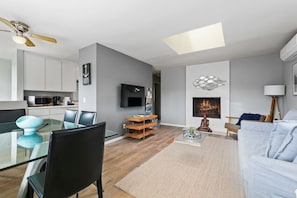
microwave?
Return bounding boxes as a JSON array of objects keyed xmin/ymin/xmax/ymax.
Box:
[{"xmin": 26, "ymin": 96, "xmax": 52, "ymax": 107}]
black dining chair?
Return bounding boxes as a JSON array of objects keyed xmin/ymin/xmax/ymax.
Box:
[
  {"xmin": 0, "ymin": 108, "xmax": 26, "ymax": 123},
  {"xmin": 63, "ymin": 109, "xmax": 78, "ymax": 123},
  {"xmin": 78, "ymin": 111, "xmax": 97, "ymax": 126},
  {"xmin": 26, "ymin": 122, "xmax": 106, "ymax": 198}
]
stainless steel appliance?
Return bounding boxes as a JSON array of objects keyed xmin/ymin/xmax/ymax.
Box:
[
  {"xmin": 53, "ymin": 96, "xmax": 61, "ymax": 105},
  {"xmin": 26, "ymin": 96, "xmax": 52, "ymax": 107}
]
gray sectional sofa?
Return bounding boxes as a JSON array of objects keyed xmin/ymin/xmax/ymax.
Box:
[{"xmin": 238, "ymin": 108, "xmax": 297, "ymax": 198}]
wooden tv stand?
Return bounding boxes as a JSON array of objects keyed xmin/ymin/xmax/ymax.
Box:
[{"xmin": 124, "ymin": 114, "xmax": 158, "ymax": 139}]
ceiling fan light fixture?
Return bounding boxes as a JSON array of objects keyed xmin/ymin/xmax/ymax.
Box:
[
  {"xmin": 1, "ymin": 18, "xmax": 57, "ymax": 47},
  {"xmin": 12, "ymin": 35, "xmax": 26, "ymax": 44}
]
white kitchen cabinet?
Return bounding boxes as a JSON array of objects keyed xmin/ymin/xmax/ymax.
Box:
[
  {"xmin": 23, "ymin": 51, "xmax": 77, "ymax": 92},
  {"xmin": 27, "ymin": 108, "xmax": 50, "ymax": 119},
  {"xmin": 45, "ymin": 58, "xmax": 62, "ymax": 91},
  {"xmin": 27, "ymin": 106, "xmax": 78, "ymax": 121},
  {"xmin": 49, "ymin": 108, "xmax": 66, "ymax": 120},
  {"xmin": 24, "ymin": 52, "xmax": 45, "ymax": 90},
  {"xmin": 50, "ymin": 106, "xmax": 78, "ymax": 121},
  {"xmin": 62, "ymin": 60, "xmax": 77, "ymax": 92}
]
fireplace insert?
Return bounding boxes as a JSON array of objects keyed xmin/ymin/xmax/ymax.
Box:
[{"xmin": 193, "ymin": 97, "xmax": 221, "ymax": 118}]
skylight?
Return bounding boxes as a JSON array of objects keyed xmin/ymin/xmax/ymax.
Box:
[{"xmin": 162, "ymin": 22, "xmax": 225, "ymax": 55}]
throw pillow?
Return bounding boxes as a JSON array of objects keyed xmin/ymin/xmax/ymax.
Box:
[
  {"xmin": 265, "ymin": 120, "xmax": 297, "ymax": 158},
  {"xmin": 273, "ymin": 124, "xmax": 297, "ymax": 162},
  {"xmin": 235, "ymin": 113, "xmax": 261, "ymax": 126},
  {"xmin": 283, "ymin": 108, "xmax": 297, "ymax": 120}
]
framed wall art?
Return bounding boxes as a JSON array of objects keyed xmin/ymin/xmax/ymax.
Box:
[{"xmin": 82, "ymin": 63, "xmax": 91, "ymax": 85}]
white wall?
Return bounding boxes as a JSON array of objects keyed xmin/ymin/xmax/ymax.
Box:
[
  {"xmin": 186, "ymin": 61, "xmax": 230, "ymax": 134},
  {"xmin": 230, "ymin": 53, "xmax": 284, "ymax": 117},
  {"xmin": 13, "ymin": 50, "xmax": 24, "ymax": 101},
  {"xmin": 161, "ymin": 53, "xmax": 284, "ymax": 129},
  {"xmin": 0, "ymin": 59, "xmax": 12, "ymax": 101},
  {"xmin": 160, "ymin": 66, "xmax": 186, "ymax": 126},
  {"xmin": 0, "ymin": 50, "xmax": 24, "ymax": 101},
  {"xmin": 79, "ymin": 44, "xmax": 98, "ymax": 112},
  {"xmin": 283, "ymin": 59, "xmax": 297, "ymax": 112}
]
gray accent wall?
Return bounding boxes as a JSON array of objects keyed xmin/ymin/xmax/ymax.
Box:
[
  {"xmin": 79, "ymin": 43, "xmax": 153, "ymax": 134},
  {"xmin": 79, "ymin": 44, "xmax": 98, "ymax": 112},
  {"xmin": 161, "ymin": 53, "xmax": 284, "ymax": 127}
]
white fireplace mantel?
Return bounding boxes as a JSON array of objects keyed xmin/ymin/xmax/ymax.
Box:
[{"xmin": 186, "ymin": 61, "xmax": 230, "ymax": 134}]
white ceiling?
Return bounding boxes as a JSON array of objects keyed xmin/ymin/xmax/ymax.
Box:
[{"xmin": 0, "ymin": 0, "xmax": 297, "ymax": 71}]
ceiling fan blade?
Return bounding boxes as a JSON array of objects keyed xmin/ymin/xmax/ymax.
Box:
[
  {"xmin": 24, "ymin": 37, "xmax": 35, "ymax": 47},
  {"xmin": 31, "ymin": 33, "xmax": 57, "ymax": 43},
  {"xmin": 0, "ymin": 29, "xmax": 11, "ymax": 32},
  {"xmin": 0, "ymin": 17, "xmax": 17, "ymax": 32}
]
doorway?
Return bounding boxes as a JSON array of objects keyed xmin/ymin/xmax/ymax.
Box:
[{"xmin": 153, "ymin": 72, "xmax": 161, "ymax": 119}]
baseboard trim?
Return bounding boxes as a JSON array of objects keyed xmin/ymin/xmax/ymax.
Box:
[
  {"xmin": 211, "ymin": 131, "xmax": 225, "ymax": 136},
  {"xmin": 160, "ymin": 122, "xmax": 186, "ymax": 128},
  {"xmin": 105, "ymin": 135, "xmax": 125, "ymax": 145}
]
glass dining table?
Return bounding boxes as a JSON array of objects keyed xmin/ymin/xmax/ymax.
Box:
[{"xmin": 0, "ymin": 119, "xmax": 117, "ymax": 171}]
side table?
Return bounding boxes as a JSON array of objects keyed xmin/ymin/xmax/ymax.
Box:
[{"xmin": 124, "ymin": 114, "xmax": 158, "ymax": 139}]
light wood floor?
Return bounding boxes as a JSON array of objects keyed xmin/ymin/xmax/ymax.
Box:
[{"xmin": 0, "ymin": 125, "xmax": 233, "ymax": 198}]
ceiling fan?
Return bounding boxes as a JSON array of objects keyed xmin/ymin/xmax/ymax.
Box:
[{"xmin": 0, "ymin": 17, "xmax": 57, "ymax": 47}]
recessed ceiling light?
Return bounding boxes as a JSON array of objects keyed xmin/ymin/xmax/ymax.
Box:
[{"xmin": 162, "ymin": 22, "xmax": 225, "ymax": 55}]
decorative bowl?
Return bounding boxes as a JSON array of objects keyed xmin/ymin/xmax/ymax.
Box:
[
  {"xmin": 183, "ymin": 127, "xmax": 201, "ymax": 140},
  {"xmin": 16, "ymin": 115, "xmax": 43, "ymax": 134},
  {"xmin": 16, "ymin": 116, "xmax": 43, "ymax": 148}
]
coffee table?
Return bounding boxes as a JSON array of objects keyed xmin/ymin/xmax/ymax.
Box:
[{"xmin": 174, "ymin": 132, "xmax": 207, "ymax": 147}]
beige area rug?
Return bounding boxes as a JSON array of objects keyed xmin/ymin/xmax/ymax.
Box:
[{"xmin": 115, "ymin": 136, "xmax": 244, "ymax": 198}]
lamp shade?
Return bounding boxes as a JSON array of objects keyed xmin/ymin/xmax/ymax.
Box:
[{"xmin": 264, "ymin": 85, "xmax": 285, "ymax": 96}]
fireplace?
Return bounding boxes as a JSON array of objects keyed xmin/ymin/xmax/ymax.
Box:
[{"xmin": 193, "ymin": 97, "xmax": 221, "ymax": 118}]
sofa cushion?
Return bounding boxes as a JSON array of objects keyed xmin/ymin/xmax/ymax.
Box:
[
  {"xmin": 238, "ymin": 129, "xmax": 270, "ymax": 181},
  {"xmin": 273, "ymin": 124, "xmax": 297, "ymax": 162},
  {"xmin": 283, "ymin": 108, "xmax": 297, "ymax": 120},
  {"xmin": 265, "ymin": 121, "xmax": 297, "ymax": 158}
]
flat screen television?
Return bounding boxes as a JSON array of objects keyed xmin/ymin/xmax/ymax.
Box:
[{"xmin": 120, "ymin": 84, "xmax": 145, "ymax": 107}]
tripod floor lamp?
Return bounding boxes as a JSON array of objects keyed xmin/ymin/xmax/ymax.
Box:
[{"xmin": 264, "ymin": 85, "xmax": 286, "ymax": 122}]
